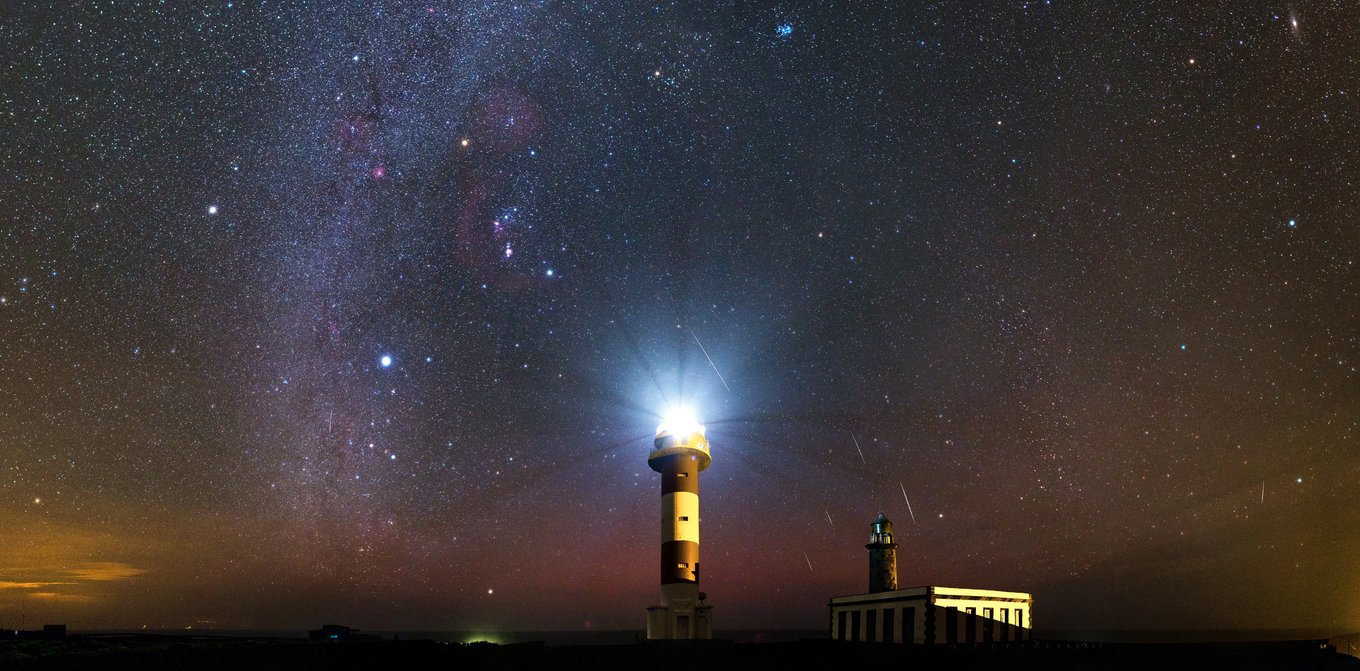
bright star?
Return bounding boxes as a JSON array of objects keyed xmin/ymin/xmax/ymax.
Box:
[
  {"xmin": 380, "ymin": 355, "xmax": 392, "ymax": 368},
  {"xmin": 1287, "ymin": 219, "xmax": 1297, "ymax": 228},
  {"xmin": 207, "ymin": 205, "xmax": 219, "ymax": 215},
  {"xmin": 776, "ymin": 23, "xmax": 793, "ymax": 38},
  {"xmin": 545, "ymin": 269, "xmax": 554, "ymax": 277}
]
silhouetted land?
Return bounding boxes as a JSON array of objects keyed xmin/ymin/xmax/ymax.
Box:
[{"xmin": 3, "ymin": 635, "xmax": 1359, "ymax": 670}]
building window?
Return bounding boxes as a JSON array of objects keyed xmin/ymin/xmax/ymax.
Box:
[
  {"xmin": 982, "ymin": 607, "xmax": 993, "ymax": 643},
  {"xmin": 945, "ymin": 607, "xmax": 958, "ymax": 644},
  {"xmin": 851, "ymin": 610, "xmax": 862, "ymax": 642},
  {"xmin": 677, "ymin": 472, "xmax": 689, "ymax": 477},
  {"xmin": 1017, "ymin": 609, "xmax": 1024, "ymax": 629},
  {"xmin": 866, "ymin": 608, "xmax": 878, "ymax": 643},
  {"xmin": 883, "ymin": 607, "xmax": 895, "ymax": 644},
  {"xmin": 838, "ymin": 611, "xmax": 848, "ymax": 641},
  {"xmin": 678, "ymin": 516, "xmax": 689, "ymax": 521},
  {"xmin": 677, "ymin": 563, "xmax": 688, "ymax": 569}
]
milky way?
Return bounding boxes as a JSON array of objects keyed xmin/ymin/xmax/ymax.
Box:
[{"xmin": 2, "ymin": 2, "xmax": 1358, "ymax": 632}]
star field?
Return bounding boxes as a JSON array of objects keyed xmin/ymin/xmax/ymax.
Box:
[{"xmin": 1, "ymin": 2, "xmax": 1358, "ymax": 633}]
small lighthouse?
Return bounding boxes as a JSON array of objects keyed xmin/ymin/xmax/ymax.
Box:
[
  {"xmin": 866, "ymin": 511, "xmax": 898, "ymax": 593},
  {"xmin": 645, "ymin": 406, "xmax": 714, "ymax": 640}
]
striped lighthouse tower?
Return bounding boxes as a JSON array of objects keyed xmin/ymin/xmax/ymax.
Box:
[{"xmin": 645, "ymin": 407, "xmax": 714, "ymax": 640}]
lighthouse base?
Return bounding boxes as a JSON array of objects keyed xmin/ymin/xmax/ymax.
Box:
[{"xmin": 646, "ymin": 602, "xmax": 713, "ymax": 640}]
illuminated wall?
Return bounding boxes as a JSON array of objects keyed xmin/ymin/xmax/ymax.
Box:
[{"xmin": 829, "ymin": 586, "xmax": 1032, "ymax": 644}]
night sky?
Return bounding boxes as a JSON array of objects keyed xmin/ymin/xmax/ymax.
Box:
[{"xmin": 3, "ymin": 2, "xmax": 1359, "ymax": 634}]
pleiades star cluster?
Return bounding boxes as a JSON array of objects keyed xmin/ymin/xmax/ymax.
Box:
[{"xmin": 2, "ymin": 2, "xmax": 1357, "ymax": 632}]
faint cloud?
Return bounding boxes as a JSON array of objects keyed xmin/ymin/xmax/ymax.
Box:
[
  {"xmin": 28, "ymin": 592, "xmax": 99, "ymax": 604},
  {"xmin": 66, "ymin": 562, "xmax": 148, "ymax": 582},
  {"xmin": 0, "ymin": 561, "xmax": 146, "ymax": 606},
  {"xmin": 0, "ymin": 581, "xmax": 73, "ymax": 590}
]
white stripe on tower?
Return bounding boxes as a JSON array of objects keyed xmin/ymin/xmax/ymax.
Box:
[{"xmin": 661, "ymin": 491, "xmax": 699, "ymax": 544}]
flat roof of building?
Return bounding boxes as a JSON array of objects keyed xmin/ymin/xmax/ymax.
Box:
[{"xmin": 830, "ymin": 585, "xmax": 1032, "ymax": 606}]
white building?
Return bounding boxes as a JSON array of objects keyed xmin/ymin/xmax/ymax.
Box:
[{"xmin": 829, "ymin": 513, "xmax": 1033, "ymax": 644}]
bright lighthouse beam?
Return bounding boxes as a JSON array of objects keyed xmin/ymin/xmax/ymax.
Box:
[{"xmin": 656, "ymin": 405, "xmax": 704, "ymax": 438}]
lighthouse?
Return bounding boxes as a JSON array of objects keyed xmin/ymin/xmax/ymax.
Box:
[
  {"xmin": 645, "ymin": 406, "xmax": 714, "ymax": 640},
  {"xmin": 866, "ymin": 511, "xmax": 899, "ymax": 593}
]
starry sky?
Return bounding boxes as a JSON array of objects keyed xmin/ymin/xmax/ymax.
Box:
[{"xmin": 3, "ymin": 1, "xmax": 1358, "ymax": 634}]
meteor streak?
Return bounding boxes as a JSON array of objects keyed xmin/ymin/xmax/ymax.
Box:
[
  {"xmin": 851, "ymin": 434, "xmax": 866, "ymax": 464},
  {"xmin": 900, "ymin": 482, "xmax": 916, "ymax": 524},
  {"xmin": 688, "ymin": 328, "xmax": 731, "ymax": 392}
]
